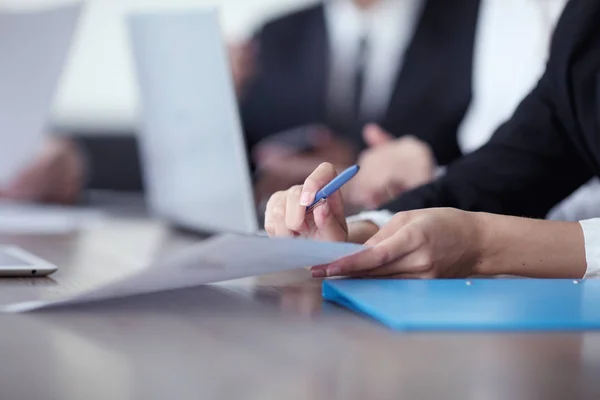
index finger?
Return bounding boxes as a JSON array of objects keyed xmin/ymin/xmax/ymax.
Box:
[
  {"xmin": 299, "ymin": 162, "xmax": 338, "ymax": 206},
  {"xmin": 313, "ymin": 229, "xmax": 413, "ymax": 277}
]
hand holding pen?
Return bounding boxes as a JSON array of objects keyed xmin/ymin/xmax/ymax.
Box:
[{"xmin": 264, "ymin": 163, "xmax": 359, "ymax": 242}]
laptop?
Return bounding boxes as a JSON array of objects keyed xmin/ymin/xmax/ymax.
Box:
[
  {"xmin": 0, "ymin": 4, "xmax": 81, "ymax": 186},
  {"xmin": 128, "ymin": 9, "xmax": 258, "ymax": 234},
  {"xmin": 0, "ymin": 4, "xmax": 80, "ymax": 276}
]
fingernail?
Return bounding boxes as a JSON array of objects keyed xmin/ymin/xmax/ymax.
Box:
[
  {"xmin": 311, "ymin": 269, "xmax": 326, "ymax": 278},
  {"xmin": 327, "ymin": 266, "xmax": 341, "ymax": 277},
  {"xmin": 321, "ymin": 201, "xmax": 330, "ymax": 216},
  {"xmin": 300, "ymin": 191, "xmax": 314, "ymax": 206}
]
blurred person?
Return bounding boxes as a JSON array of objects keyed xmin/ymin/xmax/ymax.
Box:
[
  {"xmin": 242, "ymin": 0, "xmax": 479, "ymax": 200},
  {"xmin": 263, "ymin": 0, "xmax": 600, "ymax": 279},
  {"xmin": 346, "ymin": 0, "xmax": 570, "ymax": 209}
]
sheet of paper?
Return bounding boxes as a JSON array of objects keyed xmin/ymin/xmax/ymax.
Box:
[
  {"xmin": 0, "ymin": 201, "xmax": 105, "ymax": 234},
  {"xmin": 0, "ymin": 4, "xmax": 81, "ymax": 186},
  {"xmin": 2, "ymin": 234, "xmax": 365, "ymax": 312}
]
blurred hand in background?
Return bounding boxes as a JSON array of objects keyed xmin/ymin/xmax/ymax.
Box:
[
  {"xmin": 229, "ymin": 40, "xmax": 257, "ymax": 97},
  {"xmin": 0, "ymin": 138, "xmax": 85, "ymax": 204},
  {"xmin": 344, "ymin": 124, "xmax": 435, "ymax": 209}
]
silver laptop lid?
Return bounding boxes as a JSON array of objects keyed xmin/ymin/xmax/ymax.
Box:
[{"xmin": 128, "ymin": 9, "xmax": 258, "ymax": 234}]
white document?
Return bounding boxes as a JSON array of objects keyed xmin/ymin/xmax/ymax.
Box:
[
  {"xmin": 0, "ymin": 4, "xmax": 81, "ymax": 186},
  {"xmin": 2, "ymin": 234, "xmax": 365, "ymax": 312},
  {"xmin": 0, "ymin": 201, "xmax": 105, "ymax": 234}
]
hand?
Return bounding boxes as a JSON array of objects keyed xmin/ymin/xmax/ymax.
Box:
[
  {"xmin": 264, "ymin": 162, "xmax": 348, "ymax": 242},
  {"xmin": 310, "ymin": 208, "xmax": 483, "ymax": 279},
  {"xmin": 345, "ymin": 124, "xmax": 435, "ymax": 209},
  {"xmin": 229, "ymin": 41, "xmax": 256, "ymax": 96},
  {"xmin": 0, "ymin": 138, "xmax": 85, "ymax": 204}
]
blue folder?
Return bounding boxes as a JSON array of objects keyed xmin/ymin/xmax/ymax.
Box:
[{"xmin": 322, "ymin": 279, "xmax": 600, "ymax": 331}]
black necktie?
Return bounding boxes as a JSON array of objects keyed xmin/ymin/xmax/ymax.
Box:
[
  {"xmin": 353, "ymin": 35, "xmax": 369, "ymax": 120},
  {"xmin": 351, "ymin": 35, "xmax": 369, "ymax": 145}
]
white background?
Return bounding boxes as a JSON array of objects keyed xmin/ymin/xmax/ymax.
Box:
[{"xmin": 2, "ymin": 0, "xmax": 316, "ymax": 131}]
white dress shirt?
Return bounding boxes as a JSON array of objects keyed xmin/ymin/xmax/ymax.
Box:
[
  {"xmin": 580, "ymin": 220, "xmax": 600, "ymax": 278},
  {"xmin": 325, "ymin": 0, "xmax": 423, "ymax": 122},
  {"xmin": 457, "ymin": 0, "xmax": 567, "ymax": 154},
  {"xmin": 349, "ymin": 0, "xmax": 600, "ymax": 278}
]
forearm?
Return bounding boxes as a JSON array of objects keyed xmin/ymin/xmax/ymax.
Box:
[{"xmin": 473, "ymin": 213, "xmax": 587, "ymax": 278}]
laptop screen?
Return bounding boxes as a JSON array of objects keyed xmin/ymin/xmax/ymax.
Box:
[{"xmin": 129, "ymin": 9, "xmax": 258, "ymax": 234}]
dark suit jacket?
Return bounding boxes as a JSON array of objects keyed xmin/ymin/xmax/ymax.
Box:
[
  {"xmin": 385, "ymin": 0, "xmax": 600, "ymax": 219},
  {"xmin": 76, "ymin": 0, "xmax": 480, "ymax": 192}
]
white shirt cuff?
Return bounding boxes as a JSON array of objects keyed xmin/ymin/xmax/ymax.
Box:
[
  {"xmin": 347, "ymin": 210, "xmax": 394, "ymax": 229},
  {"xmin": 579, "ymin": 218, "xmax": 600, "ymax": 278}
]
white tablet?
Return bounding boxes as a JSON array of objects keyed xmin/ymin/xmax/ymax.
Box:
[{"xmin": 0, "ymin": 246, "xmax": 58, "ymax": 277}]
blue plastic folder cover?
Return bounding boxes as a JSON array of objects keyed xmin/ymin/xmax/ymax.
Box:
[{"xmin": 322, "ymin": 279, "xmax": 600, "ymax": 331}]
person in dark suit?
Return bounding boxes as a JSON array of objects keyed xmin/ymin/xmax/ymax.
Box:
[
  {"xmin": 243, "ymin": 0, "xmax": 481, "ymax": 200},
  {"xmin": 4, "ymin": 0, "xmax": 479, "ymax": 205},
  {"xmin": 264, "ymin": 0, "xmax": 600, "ymax": 280}
]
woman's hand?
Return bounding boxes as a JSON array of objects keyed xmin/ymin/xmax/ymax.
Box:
[
  {"xmin": 310, "ymin": 209, "xmax": 588, "ymax": 280},
  {"xmin": 264, "ymin": 162, "xmax": 349, "ymax": 242},
  {"xmin": 310, "ymin": 208, "xmax": 484, "ymax": 278}
]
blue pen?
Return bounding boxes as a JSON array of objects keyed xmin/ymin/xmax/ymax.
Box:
[{"xmin": 307, "ymin": 165, "xmax": 360, "ymax": 211}]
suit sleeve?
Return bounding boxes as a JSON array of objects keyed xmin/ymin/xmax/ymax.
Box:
[{"xmin": 383, "ymin": 68, "xmax": 593, "ymax": 218}]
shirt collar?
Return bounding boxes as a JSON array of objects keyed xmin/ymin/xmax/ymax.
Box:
[{"xmin": 324, "ymin": 0, "xmax": 423, "ymax": 44}]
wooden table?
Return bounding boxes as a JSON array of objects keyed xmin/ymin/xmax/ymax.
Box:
[{"xmin": 1, "ymin": 216, "xmax": 600, "ymax": 400}]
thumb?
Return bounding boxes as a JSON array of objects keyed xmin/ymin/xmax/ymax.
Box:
[{"xmin": 363, "ymin": 124, "xmax": 394, "ymax": 147}]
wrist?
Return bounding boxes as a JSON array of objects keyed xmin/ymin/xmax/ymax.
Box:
[
  {"xmin": 469, "ymin": 213, "xmax": 587, "ymax": 278},
  {"xmin": 468, "ymin": 212, "xmax": 497, "ymax": 276}
]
